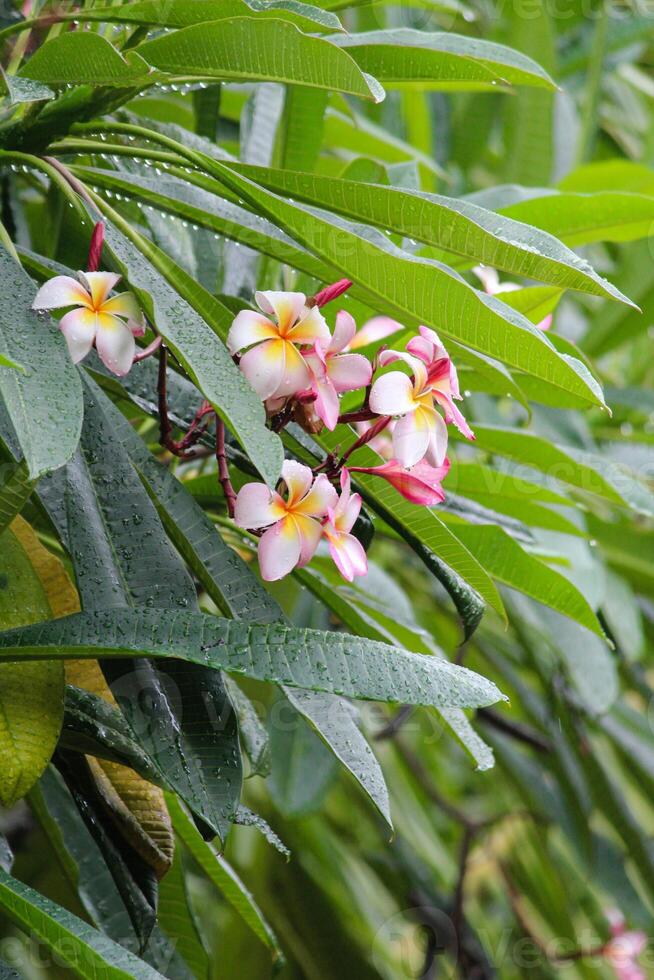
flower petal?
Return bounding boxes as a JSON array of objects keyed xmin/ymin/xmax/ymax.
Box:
[
  {"xmin": 313, "ymin": 375, "xmax": 340, "ymax": 430},
  {"xmin": 234, "ymin": 482, "xmax": 285, "ymax": 529},
  {"xmin": 272, "ymin": 341, "xmax": 312, "ymax": 397},
  {"xmin": 79, "ymin": 271, "xmax": 121, "ymax": 309},
  {"xmin": 287, "ymin": 304, "xmax": 331, "ymax": 345},
  {"xmin": 433, "ymin": 392, "xmax": 474, "ymax": 440},
  {"xmin": 281, "ymin": 459, "xmax": 314, "ymax": 507},
  {"xmin": 58, "ymin": 308, "xmax": 97, "ymax": 364},
  {"xmin": 95, "ymin": 313, "xmax": 136, "ymax": 376},
  {"xmin": 326, "ymin": 528, "xmax": 368, "ymax": 582},
  {"xmin": 327, "ymin": 352, "xmax": 372, "ymax": 394},
  {"xmin": 294, "ymin": 514, "xmax": 323, "ymax": 567},
  {"xmin": 369, "ymin": 370, "xmax": 417, "ymax": 416},
  {"xmin": 258, "ymin": 518, "xmax": 302, "ymax": 581},
  {"xmin": 473, "ymin": 265, "xmax": 501, "ymax": 295},
  {"xmin": 423, "ymin": 407, "xmax": 449, "ymax": 466},
  {"xmin": 379, "ymin": 349, "xmax": 428, "ymax": 394},
  {"xmin": 392, "ymin": 408, "xmax": 433, "ymax": 467},
  {"xmin": 349, "ymin": 315, "xmax": 404, "ymax": 350},
  {"xmin": 334, "ymin": 471, "xmax": 362, "ymax": 532},
  {"xmin": 32, "ymin": 275, "xmax": 90, "ymax": 311},
  {"xmin": 102, "ymin": 292, "xmax": 145, "ymax": 335},
  {"xmin": 295, "ymin": 472, "xmax": 338, "ymax": 518},
  {"xmin": 239, "ymin": 339, "xmax": 286, "ymax": 399},
  {"xmin": 227, "ymin": 309, "xmax": 278, "ymax": 353},
  {"xmin": 329, "ymin": 310, "xmax": 356, "ymax": 354},
  {"xmin": 255, "ymin": 290, "xmax": 306, "ymax": 333}
]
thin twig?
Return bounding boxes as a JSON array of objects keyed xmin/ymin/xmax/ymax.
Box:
[
  {"xmin": 477, "ymin": 708, "xmax": 551, "ymax": 754},
  {"xmin": 216, "ymin": 418, "xmax": 237, "ymax": 518}
]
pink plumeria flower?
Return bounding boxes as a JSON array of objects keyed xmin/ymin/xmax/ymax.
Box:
[
  {"xmin": 604, "ymin": 910, "xmax": 647, "ymax": 980},
  {"xmin": 234, "ymin": 460, "xmax": 337, "ymax": 581},
  {"xmin": 350, "ymin": 457, "xmax": 450, "ymax": 507},
  {"xmin": 473, "ymin": 265, "xmax": 552, "ymax": 331},
  {"xmin": 227, "ymin": 291, "xmax": 330, "ymax": 401},
  {"xmin": 405, "ymin": 326, "xmax": 474, "ymax": 441},
  {"xmin": 322, "ymin": 470, "xmax": 368, "ymax": 582},
  {"xmin": 348, "ymin": 315, "xmax": 404, "ymax": 351},
  {"xmin": 369, "ymin": 327, "xmax": 473, "ymax": 468},
  {"xmin": 32, "ymin": 271, "xmax": 145, "ymax": 376},
  {"xmin": 304, "ymin": 311, "xmax": 372, "ymax": 429}
]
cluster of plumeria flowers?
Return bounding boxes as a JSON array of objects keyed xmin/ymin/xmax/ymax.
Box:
[
  {"xmin": 227, "ymin": 283, "xmax": 474, "ymax": 581},
  {"xmin": 32, "ymin": 223, "xmax": 474, "ymax": 584}
]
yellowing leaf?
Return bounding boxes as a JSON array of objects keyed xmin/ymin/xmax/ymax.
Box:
[{"xmin": 0, "ymin": 517, "xmax": 69, "ymax": 807}]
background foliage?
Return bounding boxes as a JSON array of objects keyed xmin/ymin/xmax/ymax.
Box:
[{"xmin": 0, "ymin": 0, "xmax": 653, "ymax": 977}]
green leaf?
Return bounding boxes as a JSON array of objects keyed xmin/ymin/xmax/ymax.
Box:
[
  {"xmin": 136, "ymin": 19, "xmax": 383, "ymax": 100},
  {"xmin": 167, "ymin": 794, "xmax": 283, "ymax": 962},
  {"xmin": 228, "ymin": 163, "xmax": 631, "ymax": 304},
  {"xmin": 452, "ymin": 525, "xmax": 606, "ymax": 639},
  {"xmin": 282, "ymin": 688, "xmax": 392, "ymax": 824},
  {"xmin": 295, "ymin": 560, "xmax": 492, "ymax": 771},
  {"xmin": 500, "ymin": 189, "xmax": 654, "ymax": 247},
  {"xmin": 331, "ymin": 29, "xmax": 556, "ymax": 90},
  {"xmin": 0, "ymin": 353, "xmax": 24, "ymax": 370},
  {"xmin": 58, "ymin": 379, "xmax": 243, "ymax": 842},
  {"xmin": 30, "ymin": 767, "xmax": 139, "ymax": 951},
  {"xmin": 0, "ymin": 246, "xmax": 82, "ymax": 479},
  {"xmin": 79, "ymin": 0, "xmax": 343, "ymax": 33},
  {"xmin": 558, "ymin": 159, "xmax": 654, "ymax": 195},
  {"xmin": 268, "ymin": 695, "xmax": 339, "ymax": 817},
  {"xmin": 0, "ymin": 869, "xmax": 165, "ymax": 980},
  {"xmin": 0, "ymin": 461, "xmax": 32, "ymax": 535},
  {"xmin": 190, "ymin": 159, "xmax": 607, "ymax": 407},
  {"xmin": 502, "ymin": 0, "xmax": 555, "ymax": 185},
  {"xmin": 0, "ymin": 607, "xmax": 507, "ymax": 709},
  {"xmin": 0, "ymin": 520, "xmax": 65, "ymax": 807},
  {"xmin": 89, "ymin": 201, "xmax": 283, "ymax": 487},
  {"xmin": 73, "ymin": 165, "xmax": 332, "ymax": 287},
  {"xmin": 19, "ymin": 33, "xmax": 151, "ymax": 86},
  {"xmin": 157, "ymin": 847, "xmax": 210, "ymax": 979},
  {"xmin": 61, "ymin": 686, "xmax": 160, "ymax": 785},
  {"xmin": 0, "ymin": 68, "xmax": 53, "ymax": 105},
  {"xmin": 468, "ymin": 425, "xmax": 654, "ymax": 517},
  {"xmin": 223, "ymin": 678, "xmax": 271, "ymax": 777}
]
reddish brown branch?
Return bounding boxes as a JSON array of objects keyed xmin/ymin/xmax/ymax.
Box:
[{"xmin": 216, "ymin": 419, "xmax": 237, "ymax": 518}]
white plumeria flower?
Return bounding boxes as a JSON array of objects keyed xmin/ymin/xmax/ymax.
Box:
[
  {"xmin": 234, "ymin": 459, "xmax": 337, "ymax": 581},
  {"xmin": 227, "ymin": 291, "xmax": 330, "ymax": 401},
  {"xmin": 32, "ymin": 271, "xmax": 145, "ymax": 376}
]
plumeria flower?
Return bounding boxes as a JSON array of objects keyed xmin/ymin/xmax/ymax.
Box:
[
  {"xmin": 604, "ymin": 910, "xmax": 647, "ymax": 980},
  {"xmin": 322, "ymin": 470, "xmax": 368, "ymax": 581},
  {"xmin": 234, "ymin": 460, "xmax": 337, "ymax": 581},
  {"xmin": 350, "ymin": 457, "xmax": 450, "ymax": 507},
  {"xmin": 369, "ymin": 327, "xmax": 473, "ymax": 468},
  {"xmin": 227, "ymin": 291, "xmax": 330, "ymax": 401},
  {"xmin": 32, "ymin": 271, "xmax": 145, "ymax": 376},
  {"xmin": 304, "ymin": 311, "xmax": 372, "ymax": 429},
  {"xmin": 473, "ymin": 265, "xmax": 552, "ymax": 331}
]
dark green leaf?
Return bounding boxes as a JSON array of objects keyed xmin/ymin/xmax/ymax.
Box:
[
  {"xmin": 0, "ymin": 607, "xmax": 507, "ymax": 709},
  {"xmin": 0, "ymin": 245, "xmax": 82, "ymax": 479}
]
